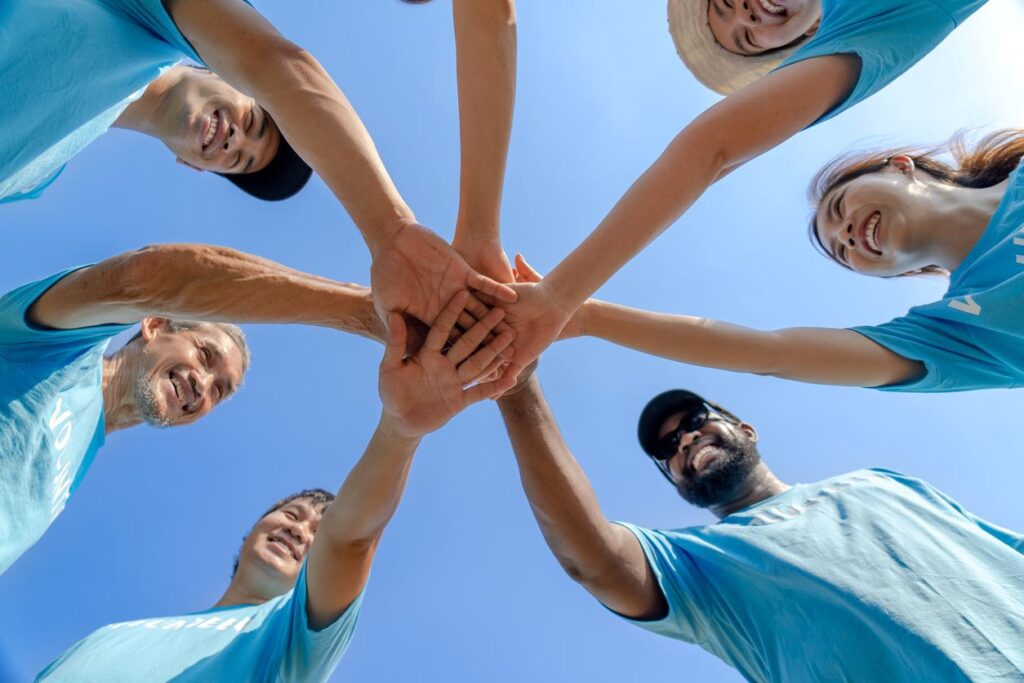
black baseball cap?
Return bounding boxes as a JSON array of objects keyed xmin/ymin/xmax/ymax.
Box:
[
  {"xmin": 217, "ymin": 132, "xmax": 312, "ymax": 202},
  {"xmin": 638, "ymin": 389, "xmax": 739, "ymax": 457}
]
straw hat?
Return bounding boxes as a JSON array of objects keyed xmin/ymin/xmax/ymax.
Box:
[{"xmin": 667, "ymin": 0, "xmax": 801, "ymax": 95}]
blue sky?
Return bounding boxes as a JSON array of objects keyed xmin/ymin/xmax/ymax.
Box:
[{"xmin": 2, "ymin": 1, "xmax": 1024, "ymax": 680}]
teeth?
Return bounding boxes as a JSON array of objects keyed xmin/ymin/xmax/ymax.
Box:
[
  {"xmin": 866, "ymin": 213, "xmax": 881, "ymax": 252},
  {"xmin": 758, "ymin": 0, "xmax": 785, "ymax": 14},
  {"xmin": 170, "ymin": 375, "xmax": 184, "ymax": 402},
  {"xmin": 202, "ymin": 113, "xmax": 218, "ymax": 147}
]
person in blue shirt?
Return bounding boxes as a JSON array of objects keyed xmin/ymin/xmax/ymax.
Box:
[
  {"xmin": 497, "ymin": 378, "xmax": 1024, "ymax": 681},
  {"xmin": 37, "ymin": 292, "xmax": 516, "ymax": 682},
  {"xmin": 0, "ymin": 243, "xmax": 399, "ymax": 576},
  {"xmin": 511, "ymin": 127, "xmax": 1024, "ymax": 393},
  {"xmin": 6, "ymin": 0, "xmax": 520, "ymax": 337},
  {"xmin": 483, "ymin": 0, "xmax": 994, "ymax": 383}
]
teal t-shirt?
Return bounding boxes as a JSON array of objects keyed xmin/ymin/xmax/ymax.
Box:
[
  {"xmin": 37, "ymin": 562, "xmax": 364, "ymax": 682},
  {"xmin": 776, "ymin": 0, "xmax": 988, "ymax": 126},
  {"xmin": 0, "ymin": 0, "xmax": 215, "ymax": 203},
  {"xmin": 616, "ymin": 469, "xmax": 1024, "ymax": 682},
  {"xmin": 0, "ymin": 268, "xmax": 132, "ymax": 575},
  {"xmin": 853, "ymin": 161, "xmax": 1024, "ymax": 392}
]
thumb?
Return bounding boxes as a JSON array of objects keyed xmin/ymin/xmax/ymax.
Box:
[
  {"xmin": 382, "ymin": 312, "xmax": 407, "ymax": 369},
  {"xmin": 514, "ymin": 254, "xmax": 543, "ymax": 283}
]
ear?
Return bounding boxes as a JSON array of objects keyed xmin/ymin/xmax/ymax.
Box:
[
  {"xmin": 739, "ymin": 421, "xmax": 758, "ymax": 443},
  {"xmin": 888, "ymin": 155, "xmax": 915, "ymax": 178},
  {"xmin": 176, "ymin": 157, "xmax": 204, "ymax": 173},
  {"xmin": 140, "ymin": 316, "xmax": 171, "ymax": 342}
]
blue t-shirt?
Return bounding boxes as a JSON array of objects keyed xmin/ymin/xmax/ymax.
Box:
[
  {"xmin": 853, "ymin": 162, "xmax": 1024, "ymax": 392},
  {"xmin": 777, "ymin": 0, "xmax": 988, "ymax": 126},
  {"xmin": 616, "ymin": 469, "xmax": 1024, "ymax": 682},
  {"xmin": 0, "ymin": 268, "xmax": 132, "ymax": 575},
  {"xmin": 37, "ymin": 562, "xmax": 364, "ymax": 682},
  {"xmin": 0, "ymin": 0, "xmax": 212, "ymax": 203}
]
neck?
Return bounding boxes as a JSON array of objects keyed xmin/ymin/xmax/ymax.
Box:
[
  {"xmin": 926, "ymin": 179, "xmax": 1008, "ymax": 270},
  {"xmin": 101, "ymin": 354, "xmax": 143, "ymax": 434},
  {"xmin": 709, "ymin": 464, "xmax": 789, "ymax": 519},
  {"xmin": 214, "ymin": 572, "xmax": 279, "ymax": 609},
  {"xmin": 112, "ymin": 68, "xmax": 181, "ymax": 137}
]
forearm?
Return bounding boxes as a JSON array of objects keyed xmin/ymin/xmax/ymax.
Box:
[
  {"xmin": 584, "ymin": 300, "xmax": 921, "ymax": 387},
  {"xmin": 320, "ymin": 413, "xmax": 420, "ymax": 548},
  {"xmin": 33, "ymin": 244, "xmax": 383, "ymax": 339},
  {"xmin": 453, "ymin": 0, "xmax": 517, "ymax": 239},
  {"xmin": 498, "ymin": 377, "xmax": 626, "ymax": 582}
]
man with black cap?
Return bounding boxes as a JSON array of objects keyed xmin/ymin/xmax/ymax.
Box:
[
  {"xmin": 6, "ymin": 0, "xmax": 517, "ymax": 334},
  {"xmin": 497, "ymin": 376, "xmax": 1024, "ymax": 681}
]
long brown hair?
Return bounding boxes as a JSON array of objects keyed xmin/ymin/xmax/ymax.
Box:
[{"xmin": 807, "ymin": 128, "xmax": 1024, "ymax": 276}]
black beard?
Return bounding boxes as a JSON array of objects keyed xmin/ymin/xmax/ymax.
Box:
[{"xmin": 676, "ymin": 436, "xmax": 761, "ymax": 509}]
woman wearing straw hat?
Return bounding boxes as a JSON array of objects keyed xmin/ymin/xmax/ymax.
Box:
[
  {"xmin": 497, "ymin": 0, "xmax": 990, "ymax": 383},
  {"xmin": 512, "ymin": 127, "xmax": 1024, "ymax": 394}
]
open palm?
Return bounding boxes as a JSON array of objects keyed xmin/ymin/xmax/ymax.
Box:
[{"xmin": 379, "ymin": 292, "xmax": 516, "ymax": 440}]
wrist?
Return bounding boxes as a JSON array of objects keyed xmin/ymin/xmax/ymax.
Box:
[
  {"xmin": 377, "ymin": 411, "xmax": 424, "ymax": 449},
  {"xmin": 365, "ymin": 213, "xmax": 417, "ymax": 259},
  {"xmin": 497, "ymin": 373, "xmax": 541, "ymax": 405}
]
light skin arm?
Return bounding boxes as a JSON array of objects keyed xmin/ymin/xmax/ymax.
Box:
[
  {"xmin": 497, "ymin": 375, "xmax": 666, "ymax": 619},
  {"xmin": 503, "ymin": 55, "xmax": 861, "ymax": 379},
  {"xmin": 305, "ymin": 293, "xmax": 516, "ymax": 629},
  {"xmin": 451, "ymin": 0, "xmax": 518, "ymax": 282},
  {"xmin": 26, "ymin": 244, "xmax": 383, "ymax": 339},
  {"xmin": 165, "ymin": 0, "xmax": 517, "ymax": 326}
]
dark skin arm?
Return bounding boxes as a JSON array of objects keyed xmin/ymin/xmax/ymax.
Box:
[{"xmin": 498, "ymin": 375, "xmax": 666, "ymax": 619}]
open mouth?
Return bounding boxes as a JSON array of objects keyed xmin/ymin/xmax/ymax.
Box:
[
  {"xmin": 168, "ymin": 369, "xmax": 195, "ymax": 412},
  {"xmin": 757, "ymin": 0, "xmax": 786, "ymax": 16},
  {"xmin": 267, "ymin": 533, "xmax": 300, "ymax": 562},
  {"xmin": 859, "ymin": 212, "xmax": 883, "ymax": 256},
  {"xmin": 688, "ymin": 442, "xmax": 720, "ymax": 473},
  {"xmin": 201, "ymin": 110, "xmax": 221, "ymax": 152}
]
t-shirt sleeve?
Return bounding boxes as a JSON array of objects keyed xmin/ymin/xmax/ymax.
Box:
[
  {"xmin": 850, "ymin": 310, "xmax": 1011, "ymax": 392},
  {"xmin": 278, "ymin": 561, "xmax": 363, "ymax": 681},
  {"xmin": 101, "ymin": 0, "xmax": 255, "ymax": 66},
  {"xmin": 0, "ymin": 268, "xmax": 134, "ymax": 361},
  {"xmin": 608, "ymin": 523, "xmax": 709, "ymax": 644}
]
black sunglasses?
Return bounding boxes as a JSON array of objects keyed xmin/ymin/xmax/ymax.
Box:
[{"xmin": 650, "ymin": 401, "xmax": 716, "ymax": 462}]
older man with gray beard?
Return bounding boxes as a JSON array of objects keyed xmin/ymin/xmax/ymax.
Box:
[{"xmin": 0, "ymin": 243, "xmax": 387, "ymax": 576}]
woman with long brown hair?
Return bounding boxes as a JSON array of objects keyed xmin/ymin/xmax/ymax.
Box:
[{"xmin": 516, "ymin": 129, "xmax": 1024, "ymax": 392}]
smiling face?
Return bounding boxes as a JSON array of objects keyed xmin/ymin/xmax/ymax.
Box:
[
  {"xmin": 813, "ymin": 157, "xmax": 941, "ymax": 277},
  {"xmin": 655, "ymin": 407, "xmax": 761, "ymax": 508},
  {"xmin": 235, "ymin": 496, "xmax": 329, "ymax": 596},
  {"xmin": 706, "ymin": 0, "xmax": 820, "ymax": 55},
  {"xmin": 130, "ymin": 319, "xmax": 247, "ymax": 428},
  {"xmin": 159, "ymin": 67, "xmax": 282, "ymax": 175}
]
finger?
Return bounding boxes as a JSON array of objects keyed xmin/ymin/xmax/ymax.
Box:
[
  {"xmin": 456, "ymin": 329, "xmax": 514, "ymax": 384},
  {"xmin": 447, "ymin": 307, "xmax": 506, "ymax": 366},
  {"xmin": 425, "ymin": 291, "xmax": 469, "ymax": 352},
  {"xmin": 495, "ymin": 359, "xmax": 527, "ymax": 396},
  {"xmin": 464, "ymin": 293, "xmax": 492, "ymax": 321},
  {"xmin": 514, "ymin": 254, "xmax": 543, "ymax": 283},
  {"xmin": 468, "ymin": 357, "xmax": 507, "ymax": 387},
  {"xmin": 468, "ymin": 271, "xmax": 518, "ymax": 304},
  {"xmin": 381, "ymin": 312, "xmax": 407, "ymax": 369},
  {"xmin": 456, "ymin": 309, "xmax": 480, "ymax": 333},
  {"xmin": 465, "ymin": 368, "xmax": 518, "ymax": 405}
]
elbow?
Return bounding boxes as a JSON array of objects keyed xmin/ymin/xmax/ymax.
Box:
[{"xmin": 249, "ymin": 38, "xmax": 324, "ymax": 93}]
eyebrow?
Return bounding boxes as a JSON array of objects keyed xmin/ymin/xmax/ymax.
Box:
[{"xmin": 710, "ymin": 0, "xmax": 727, "ymax": 20}]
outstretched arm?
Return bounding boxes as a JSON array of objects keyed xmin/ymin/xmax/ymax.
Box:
[
  {"xmin": 305, "ymin": 293, "xmax": 515, "ymax": 628},
  {"xmin": 498, "ymin": 376, "xmax": 666, "ymax": 619},
  {"xmin": 451, "ymin": 0, "xmax": 518, "ymax": 283},
  {"xmin": 502, "ymin": 55, "xmax": 861, "ymax": 379},
  {"xmin": 27, "ymin": 244, "xmax": 382, "ymax": 339}
]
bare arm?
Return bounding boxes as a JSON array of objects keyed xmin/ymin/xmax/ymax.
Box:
[
  {"xmin": 27, "ymin": 244, "xmax": 382, "ymax": 340},
  {"xmin": 451, "ymin": 0, "xmax": 517, "ymax": 281},
  {"xmin": 582, "ymin": 299, "xmax": 923, "ymax": 388},
  {"xmin": 542, "ymin": 55, "xmax": 860, "ymax": 308},
  {"xmin": 498, "ymin": 376, "xmax": 666, "ymax": 619},
  {"xmin": 166, "ymin": 0, "xmax": 411, "ymax": 248}
]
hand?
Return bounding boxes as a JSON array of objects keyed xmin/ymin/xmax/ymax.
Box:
[
  {"xmin": 497, "ymin": 279, "xmax": 574, "ymax": 388},
  {"xmin": 379, "ymin": 291, "xmax": 517, "ymax": 439},
  {"xmin": 453, "ymin": 233, "xmax": 515, "ymax": 284},
  {"xmin": 370, "ymin": 221, "xmax": 517, "ymax": 329},
  {"xmin": 512, "ymin": 255, "xmax": 585, "ymax": 340}
]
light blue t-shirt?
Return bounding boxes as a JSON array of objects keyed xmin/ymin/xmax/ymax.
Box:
[
  {"xmin": 777, "ymin": 0, "xmax": 988, "ymax": 126},
  {"xmin": 616, "ymin": 469, "xmax": 1024, "ymax": 683},
  {"xmin": 0, "ymin": 0, "xmax": 214, "ymax": 203},
  {"xmin": 37, "ymin": 562, "xmax": 364, "ymax": 682},
  {"xmin": 0, "ymin": 268, "xmax": 132, "ymax": 575},
  {"xmin": 853, "ymin": 162, "xmax": 1024, "ymax": 392}
]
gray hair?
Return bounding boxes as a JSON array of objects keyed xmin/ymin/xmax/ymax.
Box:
[{"xmin": 121, "ymin": 319, "xmax": 251, "ymax": 374}]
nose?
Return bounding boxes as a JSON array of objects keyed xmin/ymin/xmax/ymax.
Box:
[
  {"xmin": 284, "ymin": 524, "xmax": 310, "ymax": 547},
  {"xmin": 739, "ymin": 0, "xmax": 760, "ymax": 25},
  {"xmin": 190, "ymin": 370, "xmax": 214, "ymax": 412},
  {"xmin": 221, "ymin": 123, "xmax": 245, "ymax": 154}
]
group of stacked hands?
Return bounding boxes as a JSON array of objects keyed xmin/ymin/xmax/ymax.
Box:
[{"xmin": 3, "ymin": 0, "xmax": 1023, "ymax": 680}]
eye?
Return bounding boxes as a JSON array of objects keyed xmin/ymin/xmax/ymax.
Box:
[
  {"xmin": 232, "ymin": 152, "xmax": 242, "ymax": 169},
  {"xmin": 201, "ymin": 347, "xmax": 213, "ymax": 366},
  {"xmin": 723, "ymin": 0, "xmax": 733, "ymax": 7},
  {"xmin": 837, "ymin": 244, "xmax": 849, "ymax": 265},
  {"xmin": 285, "ymin": 510, "xmax": 297, "ymax": 520},
  {"xmin": 245, "ymin": 107, "xmax": 254, "ymax": 133}
]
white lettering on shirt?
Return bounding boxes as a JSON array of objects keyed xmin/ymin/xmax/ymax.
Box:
[
  {"xmin": 948, "ymin": 294, "xmax": 982, "ymax": 316},
  {"xmin": 104, "ymin": 614, "xmax": 256, "ymax": 636},
  {"xmin": 749, "ymin": 473, "xmax": 884, "ymax": 527},
  {"xmin": 47, "ymin": 397, "xmax": 78, "ymax": 521}
]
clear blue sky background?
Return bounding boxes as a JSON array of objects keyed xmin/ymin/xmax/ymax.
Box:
[{"xmin": 2, "ymin": 2, "xmax": 1024, "ymax": 680}]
